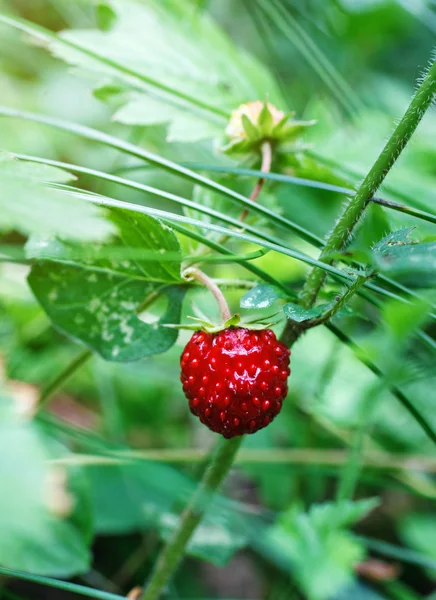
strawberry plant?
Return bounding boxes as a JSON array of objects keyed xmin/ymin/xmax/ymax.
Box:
[{"xmin": 0, "ymin": 1, "xmax": 436, "ymax": 599}]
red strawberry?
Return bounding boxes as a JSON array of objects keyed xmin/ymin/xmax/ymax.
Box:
[{"xmin": 180, "ymin": 327, "xmax": 291, "ymax": 438}]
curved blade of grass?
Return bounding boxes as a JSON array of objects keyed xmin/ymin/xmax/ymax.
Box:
[
  {"xmin": 15, "ymin": 152, "xmax": 324, "ymax": 257},
  {"xmin": 0, "ymin": 12, "xmax": 227, "ymax": 121},
  {"xmin": 372, "ymin": 196, "xmax": 436, "ymax": 226},
  {"xmin": 309, "ymin": 150, "xmax": 435, "ymax": 213},
  {"xmin": 0, "ymin": 566, "xmax": 124, "ymax": 600},
  {"xmin": 6, "ymin": 112, "xmax": 433, "ymax": 320},
  {"xmin": 60, "ymin": 188, "xmax": 356, "ymax": 280},
  {"xmin": 326, "ymin": 322, "xmax": 436, "ymax": 446},
  {"xmin": 115, "ymin": 161, "xmax": 354, "ymax": 195},
  {"xmin": 116, "ymin": 162, "xmax": 436, "ymax": 226},
  {"xmin": 21, "ymin": 151, "xmax": 436, "ymax": 329},
  {"xmin": 0, "ymin": 106, "xmax": 321, "ymax": 247}
]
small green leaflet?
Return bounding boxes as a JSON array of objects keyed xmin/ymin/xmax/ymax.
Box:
[
  {"xmin": 375, "ymin": 244, "xmax": 436, "ymax": 288},
  {"xmin": 372, "ymin": 227, "xmax": 416, "ymax": 253},
  {"xmin": 241, "ymin": 284, "xmax": 290, "ymax": 309},
  {"xmin": 283, "ymin": 302, "xmax": 325, "ymax": 323},
  {"xmin": 0, "ymin": 154, "xmax": 113, "ymax": 241},
  {"xmin": 372, "ymin": 228, "xmax": 436, "ymax": 287},
  {"xmin": 27, "ymin": 210, "xmax": 185, "ymax": 362},
  {"xmin": 266, "ymin": 498, "xmax": 379, "ymax": 600}
]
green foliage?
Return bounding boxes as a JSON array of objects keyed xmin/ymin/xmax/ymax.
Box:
[
  {"xmin": 0, "ymin": 154, "xmax": 112, "ymax": 241},
  {"xmin": 0, "ymin": 0, "xmax": 435, "ymax": 598},
  {"xmin": 267, "ymin": 499, "xmax": 379, "ymax": 600},
  {"xmin": 49, "ymin": 0, "xmax": 282, "ymax": 142},
  {"xmin": 27, "ymin": 211, "xmax": 185, "ymax": 361},
  {"xmin": 0, "ymin": 397, "xmax": 91, "ymax": 576},
  {"xmin": 89, "ymin": 462, "xmax": 248, "ymax": 566},
  {"xmin": 240, "ymin": 283, "xmax": 290, "ymax": 309}
]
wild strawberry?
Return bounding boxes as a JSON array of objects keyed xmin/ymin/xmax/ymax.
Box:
[{"xmin": 180, "ymin": 327, "xmax": 290, "ymax": 438}]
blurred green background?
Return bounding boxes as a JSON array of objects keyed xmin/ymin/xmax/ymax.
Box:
[{"xmin": 0, "ymin": 0, "xmax": 436, "ymax": 599}]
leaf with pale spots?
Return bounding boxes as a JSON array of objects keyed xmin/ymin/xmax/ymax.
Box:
[
  {"xmin": 241, "ymin": 284, "xmax": 290, "ymax": 310},
  {"xmin": 27, "ymin": 211, "xmax": 186, "ymax": 361}
]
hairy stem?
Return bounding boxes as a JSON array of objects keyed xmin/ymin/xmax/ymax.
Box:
[
  {"xmin": 141, "ymin": 437, "xmax": 242, "ymax": 600},
  {"xmin": 297, "ymin": 55, "xmax": 436, "ymax": 311},
  {"xmin": 183, "ymin": 267, "xmax": 231, "ymax": 321}
]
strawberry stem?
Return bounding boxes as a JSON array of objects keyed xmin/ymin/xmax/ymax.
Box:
[
  {"xmin": 183, "ymin": 266, "xmax": 231, "ymax": 322},
  {"xmin": 239, "ymin": 139, "xmax": 272, "ymax": 222},
  {"xmin": 281, "ymin": 53, "xmax": 436, "ymax": 346},
  {"xmin": 140, "ymin": 436, "xmax": 242, "ymax": 600}
]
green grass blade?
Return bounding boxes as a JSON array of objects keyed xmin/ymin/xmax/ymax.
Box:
[
  {"xmin": 115, "ymin": 162, "xmax": 354, "ymax": 195},
  {"xmin": 18, "ymin": 151, "xmax": 436, "ymax": 330},
  {"xmin": 326, "ymin": 322, "xmax": 436, "ymax": 446},
  {"xmin": 358, "ymin": 536, "xmax": 436, "ymax": 571},
  {"xmin": 63, "ymin": 188, "xmax": 355, "ymax": 279},
  {"xmin": 0, "ymin": 107, "xmax": 321, "ymax": 246},
  {"xmin": 0, "ymin": 567, "xmax": 124, "ymax": 600},
  {"xmin": 257, "ymin": 0, "xmax": 362, "ymax": 116}
]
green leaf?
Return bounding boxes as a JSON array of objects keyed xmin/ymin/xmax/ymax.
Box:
[
  {"xmin": 27, "ymin": 211, "xmax": 186, "ymax": 362},
  {"xmin": 241, "ymin": 113, "xmax": 260, "ymax": 140},
  {"xmin": 0, "ymin": 396, "xmax": 91, "ymax": 576},
  {"xmin": 241, "ymin": 284, "xmax": 289, "ymax": 309},
  {"xmin": 257, "ymin": 102, "xmax": 274, "ymax": 135},
  {"xmin": 372, "ymin": 227, "xmax": 416, "ymax": 254},
  {"xmin": 374, "ymin": 241, "xmax": 436, "ymax": 288},
  {"xmin": 47, "ymin": 0, "xmax": 283, "ymax": 142},
  {"xmin": 266, "ymin": 499, "xmax": 378, "ymax": 600},
  {"xmin": 283, "ymin": 302, "xmax": 325, "ymax": 323},
  {"xmin": 113, "ymin": 93, "xmax": 219, "ymax": 142},
  {"xmin": 88, "ymin": 462, "xmax": 247, "ymax": 566},
  {"xmin": 0, "ymin": 154, "xmax": 113, "ymax": 241}
]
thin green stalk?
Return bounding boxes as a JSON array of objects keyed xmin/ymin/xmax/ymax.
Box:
[
  {"xmin": 37, "ymin": 349, "xmax": 92, "ymax": 412},
  {"xmin": 298, "ymin": 54, "xmax": 436, "ymax": 310},
  {"xmin": 325, "ymin": 322, "xmax": 436, "ymax": 446},
  {"xmin": 371, "ymin": 196, "xmax": 436, "ymax": 225},
  {"xmin": 313, "ymin": 274, "xmax": 370, "ymax": 323},
  {"xmin": 113, "ymin": 161, "xmax": 354, "ymax": 195},
  {"xmin": 141, "ymin": 437, "xmax": 242, "ymax": 600},
  {"xmin": 358, "ymin": 536, "xmax": 436, "ymax": 572},
  {"xmin": 0, "ymin": 566, "xmax": 124, "ymax": 600}
]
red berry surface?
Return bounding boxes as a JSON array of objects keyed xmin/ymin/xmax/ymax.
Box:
[{"xmin": 180, "ymin": 327, "xmax": 291, "ymax": 438}]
